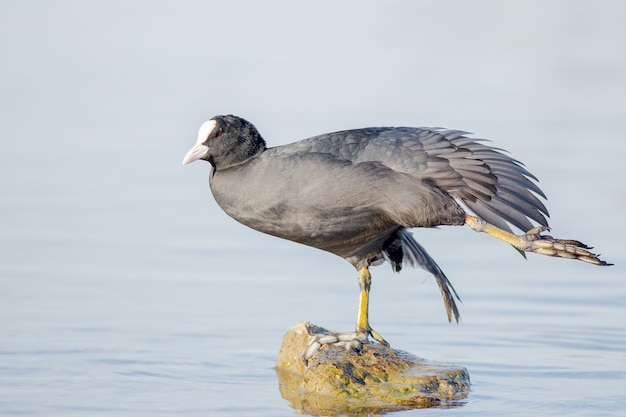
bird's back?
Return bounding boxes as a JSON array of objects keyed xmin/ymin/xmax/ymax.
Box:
[{"xmin": 276, "ymin": 126, "xmax": 549, "ymax": 234}]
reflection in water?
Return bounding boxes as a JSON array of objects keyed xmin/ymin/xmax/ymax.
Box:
[{"xmin": 276, "ymin": 366, "xmax": 467, "ymax": 416}]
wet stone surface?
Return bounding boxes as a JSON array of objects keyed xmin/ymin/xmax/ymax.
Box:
[{"xmin": 276, "ymin": 322, "xmax": 471, "ymax": 415}]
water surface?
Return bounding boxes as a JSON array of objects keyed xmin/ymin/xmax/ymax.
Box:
[{"xmin": 1, "ymin": 1, "xmax": 625, "ymax": 416}]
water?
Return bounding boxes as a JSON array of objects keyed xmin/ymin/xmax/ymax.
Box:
[{"xmin": 1, "ymin": 1, "xmax": 625, "ymax": 416}]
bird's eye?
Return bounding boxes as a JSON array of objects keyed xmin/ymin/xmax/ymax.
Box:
[{"xmin": 215, "ymin": 130, "xmax": 223, "ymax": 138}]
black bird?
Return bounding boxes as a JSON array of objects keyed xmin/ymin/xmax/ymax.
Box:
[{"xmin": 183, "ymin": 115, "xmax": 610, "ymax": 358}]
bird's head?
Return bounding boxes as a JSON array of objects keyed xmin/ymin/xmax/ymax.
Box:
[{"xmin": 182, "ymin": 115, "xmax": 266, "ymax": 169}]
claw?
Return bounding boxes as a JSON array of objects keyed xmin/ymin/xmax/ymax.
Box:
[
  {"xmin": 369, "ymin": 328, "xmax": 390, "ymax": 347},
  {"xmin": 526, "ymin": 226, "xmax": 550, "ymax": 235}
]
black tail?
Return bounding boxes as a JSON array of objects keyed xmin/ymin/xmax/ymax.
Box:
[{"xmin": 383, "ymin": 228, "xmax": 461, "ymax": 323}]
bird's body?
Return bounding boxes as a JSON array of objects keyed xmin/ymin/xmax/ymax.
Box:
[
  {"xmin": 183, "ymin": 115, "xmax": 610, "ymax": 360},
  {"xmin": 210, "ymin": 146, "xmax": 465, "ymax": 265}
]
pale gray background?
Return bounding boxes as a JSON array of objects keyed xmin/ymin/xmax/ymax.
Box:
[{"xmin": 1, "ymin": 1, "xmax": 625, "ymax": 416}]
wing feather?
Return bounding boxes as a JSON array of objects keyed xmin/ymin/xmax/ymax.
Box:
[{"xmin": 280, "ymin": 126, "xmax": 549, "ymax": 232}]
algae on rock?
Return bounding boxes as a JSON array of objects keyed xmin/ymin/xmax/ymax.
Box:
[{"xmin": 276, "ymin": 321, "xmax": 470, "ymax": 415}]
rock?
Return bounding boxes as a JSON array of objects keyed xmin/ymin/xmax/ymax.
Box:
[{"xmin": 276, "ymin": 321, "xmax": 470, "ymax": 415}]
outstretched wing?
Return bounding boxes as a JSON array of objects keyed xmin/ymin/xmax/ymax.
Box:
[{"xmin": 282, "ymin": 126, "xmax": 549, "ymax": 234}]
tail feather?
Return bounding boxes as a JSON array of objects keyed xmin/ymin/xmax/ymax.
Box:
[{"xmin": 385, "ymin": 228, "xmax": 461, "ymax": 323}]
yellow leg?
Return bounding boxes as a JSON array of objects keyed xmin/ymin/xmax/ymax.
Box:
[
  {"xmin": 465, "ymin": 215, "xmax": 528, "ymax": 248},
  {"xmin": 356, "ymin": 267, "xmax": 389, "ymax": 346},
  {"xmin": 355, "ymin": 267, "xmax": 371, "ymax": 333},
  {"xmin": 465, "ymin": 215, "xmax": 611, "ymax": 265}
]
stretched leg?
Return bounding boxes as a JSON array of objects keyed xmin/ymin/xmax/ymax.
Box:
[
  {"xmin": 303, "ymin": 267, "xmax": 389, "ymax": 364},
  {"xmin": 465, "ymin": 215, "xmax": 611, "ymax": 266}
]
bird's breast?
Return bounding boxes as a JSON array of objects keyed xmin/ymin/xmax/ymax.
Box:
[{"xmin": 208, "ymin": 156, "xmax": 397, "ymax": 256}]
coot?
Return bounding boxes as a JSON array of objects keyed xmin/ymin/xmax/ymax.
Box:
[{"xmin": 183, "ymin": 115, "xmax": 610, "ymax": 358}]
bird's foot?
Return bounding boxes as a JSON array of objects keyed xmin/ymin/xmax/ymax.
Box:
[
  {"xmin": 518, "ymin": 226, "xmax": 612, "ymax": 265},
  {"xmin": 465, "ymin": 215, "xmax": 612, "ymax": 266},
  {"xmin": 302, "ymin": 329, "xmax": 389, "ymax": 364}
]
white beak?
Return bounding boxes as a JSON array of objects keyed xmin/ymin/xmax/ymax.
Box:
[{"xmin": 182, "ymin": 143, "xmax": 209, "ymax": 165}]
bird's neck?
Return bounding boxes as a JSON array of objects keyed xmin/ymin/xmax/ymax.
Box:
[{"xmin": 212, "ymin": 141, "xmax": 266, "ymax": 170}]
